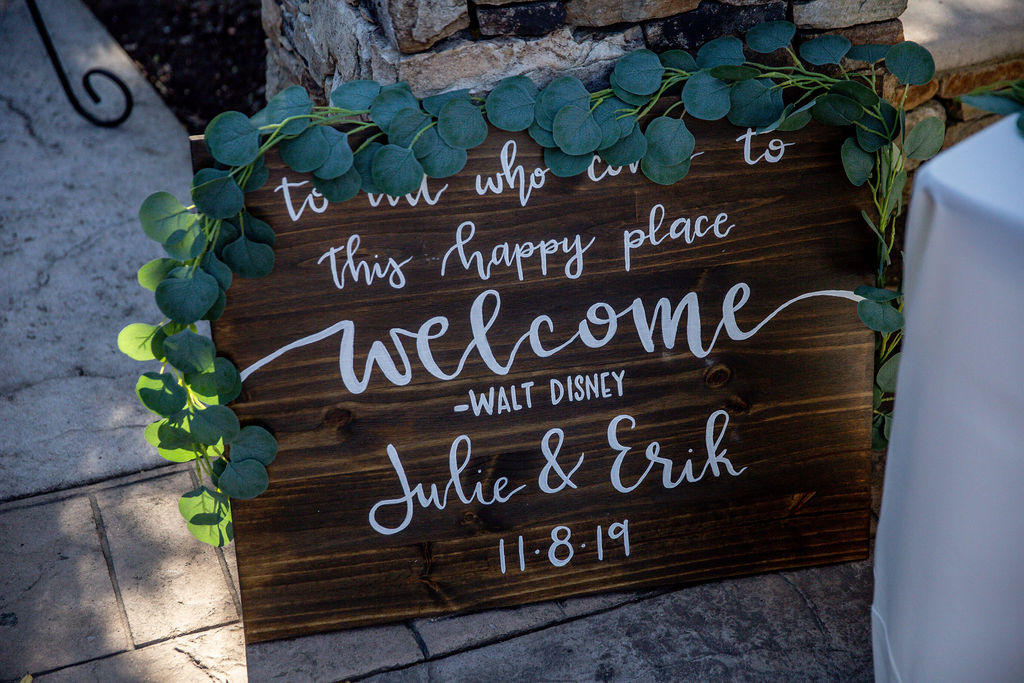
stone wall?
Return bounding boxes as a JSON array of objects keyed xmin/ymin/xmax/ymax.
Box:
[{"xmin": 262, "ymin": 0, "xmax": 907, "ymax": 101}]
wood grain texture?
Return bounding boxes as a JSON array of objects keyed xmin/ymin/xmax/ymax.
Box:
[{"xmin": 192, "ymin": 116, "xmax": 875, "ymax": 645}]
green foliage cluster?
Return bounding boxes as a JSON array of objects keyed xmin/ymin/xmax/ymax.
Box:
[
  {"xmin": 120, "ymin": 21, "xmax": 941, "ymax": 545},
  {"xmin": 961, "ymin": 80, "xmax": 1024, "ymax": 136}
]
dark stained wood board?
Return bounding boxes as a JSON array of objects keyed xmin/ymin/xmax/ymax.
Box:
[{"xmin": 191, "ymin": 116, "xmax": 875, "ymax": 645}]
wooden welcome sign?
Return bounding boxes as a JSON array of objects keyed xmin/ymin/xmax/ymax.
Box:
[{"xmin": 194, "ymin": 116, "xmax": 873, "ymax": 644}]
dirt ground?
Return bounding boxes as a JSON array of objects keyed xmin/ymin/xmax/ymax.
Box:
[{"xmin": 82, "ymin": 0, "xmax": 266, "ymax": 133}]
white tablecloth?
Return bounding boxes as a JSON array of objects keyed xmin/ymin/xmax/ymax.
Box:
[{"xmin": 873, "ymin": 115, "xmax": 1024, "ymax": 682}]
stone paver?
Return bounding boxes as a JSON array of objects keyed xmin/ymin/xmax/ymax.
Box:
[
  {"xmin": 0, "ymin": 0, "xmax": 192, "ymax": 500},
  {"xmin": 0, "ymin": 496, "xmax": 129, "ymax": 679},
  {"xmin": 36, "ymin": 623, "xmax": 247, "ymax": 683},
  {"xmin": 95, "ymin": 471, "xmax": 239, "ymax": 645},
  {"xmin": 413, "ymin": 600, "xmax": 565, "ymax": 657}
]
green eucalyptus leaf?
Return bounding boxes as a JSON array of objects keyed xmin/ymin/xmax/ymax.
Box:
[
  {"xmin": 353, "ymin": 142, "xmax": 384, "ymax": 194},
  {"xmin": 212, "ymin": 220, "xmax": 240, "ymax": 259},
  {"xmin": 200, "ymin": 251, "xmax": 232, "ymax": 291},
  {"xmin": 118, "ymin": 323, "xmax": 161, "ymax": 362},
  {"xmin": 709, "ymin": 65, "xmax": 760, "ymax": 81},
  {"xmin": 612, "ymin": 49, "xmax": 665, "ymax": 96},
  {"xmin": 137, "ymin": 258, "xmax": 180, "ymax": 292},
  {"xmin": 777, "ymin": 108, "xmax": 812, "ymax": 131},
  {"xmin": 185, "ymin": 357, "xmax": 242, "ymax": 405},
  {"xmin": 876, "ymin": 352, "xmax": 901, "ymax": 393},
  {"xmin": 640, "ymin": 153, "xmax": 692, "ymax": 185},
  {"xmin": 857, "ymin": 100, "xmax": 899, "ymax": 152},
  {"xmin": 266, "ymin": 85, "xmax": 313, "ymax": 136},
  {"xmin": 696, "ymin": 36, "xmax": 745, "ymax": 68},
  {"xmin": 238, "ymin": 213, "xmax": 275, "ymax": 247},
  {"xmin": 386, "ymin": 107, "xmax": 433, "ymax": 150},
  {"xmin": 158, "ymin": 442, "xmax": 198, "ymax": 463},
  {"xmin": 205, "ymin": 111, "xmax": 260, "ymax": 166},
  {"xmin": 884, "ymin": 170, "xmax": 907, "ymax": 218},
  {"xmin": 179, "ymin": 487, "xmax": 233, "ymax": 547},
  {"xmin": 241, "ymin": 156, "xmax": 269, "ymax": 193},
  {"xmin": 222, "ymin": 235, "xmax": 275, "ymax": 278},
  {"xmin": 552, "ymin": 104, "xmax": 602, "ymax": 155},
  {"xmin": 745, "ymin": 20, "xmax": 795, "ymax": 54},
  {"xmin": 314, "ymin": 166, "xmax": 362, "ymax": 202},
  {"xmin": 528, "ymin": 121, "xmax": 557, "ymax": 147},
  {"xmin": 437, "ymin": 98, "xmax": 488, "ymax": 150},
  {"xmin": 643, "ymin": 116, "xmax": 694, "ymax": 166},
  {"xmin": 544, "ymin": 147, "xmax": 593, "ymax": 178},
  {"xmin": 191, "ymin": 168, "xmax": 244, "ymax": 220},
  {"xmin": 830, "ymin": 80, "xmax": 880, "ymax": 107},
  {"xmin": 136, "ymin": 372, "xmax": 187, "ymax": 416},
  {"xmin": 485, "ymin": 76, "xmax": 538, "ymax": 132},
  {"xmin": 728, "ymin": 78, "xmax": 785, "ymax": 128},
  {"xmin": 161, "ymin": 222, "xmax": 204, "ymax": 261},
  {"xmin": 904, "ymin": 116, "xmax": 945, "ymax": 160},
  {"xmin": 371, "ymin": 144, "xmax": 425, "ymax": 196},
  {"xmin": 799, "ymin": 34, "xmax": 852, "ymax": 65},
  {"xmin": 202, "ymin": 286, "xmax": 227, "ymax": 322},
  {"xmin": 885, "ymin": 41, "xmax": 935, "ymax": 86},
  {"xmin": 155, "ymin": 270, "xmax": 220, "ymax": 324},
  {"xmin": 330, "ymin": 79, "xmax": 380, "ymax": 111},
  {"xmin": 847, "ymin": 43, "xmax": 889, "ymax": 64},
  {"xmin": 841, "ymin": 137, "xmax": 874, "ymax": 186},
  {"xmin": 157, "ymin": 419, "xmax": 194, "ymax": 450},
  {"xmin": 598, "ymin": 122, "xmax": 647, "ymax": 166},
  {"xmin": 857, "ymin": 299, "xmax": 904, "ymax": 333},
  {"xmin": 228, "ymin": 425, "xmax": 278, "ymax": 466},
  {"xmin": 812, "ymin": 93, "xmax": 864, "ymax": 126},
  {"xmin": 872, "ymin": 414, "xmax": 888, "ymax": 451},
  {"xmin": 422, "ymin": 88, "xmax": 471, "ymax": 117},
  {"xmin": 218, "ymin": 459, "xmax": 269, "ymax": 500},
  {"xmin": 369, "ymin": 87, "xmax": 420, "ymax": 130},
  {"xmin": 313, "ymin": 127, "xmax": 354, "ymax": 179},
  {"xmin": 417, "ymin": 138, "xmax": 467, "ymax": 178},
  {"xmin": 682, "ymin": 70, "xmax": 732, "ymax": 121},
  {"xmin": 249, "ymin": 106, "xmax": 269, "ymax": 129},
  {"xmin": 144, "ymin": 419, "xmax": 163, "ymax": 447},
  {"xmin": 960, "ymin": 93, "xmax": 1024, "ymax": 115},
  {"xmin": 609, "ymin": 72, "xmax": 651, "ymax": 106},
  {"xmin": 535, "ymin": 76, "xmax": 590, "ymax": 130},
  {"xmin": 279, "ymin": 126, "xmax": 330, "ymax": 173},
  {"xmin": 854, "ymin": 285, "xmax": 901, "ymax": 302},
  {"xmin": 592, "ymin": 96, "xmax": 631, "ymax": 149},
  {"xmin": 191, "ymin": 404, "xmax": 240, "ymax": 445},
  {"xmin": 162, "ymin": 329, "xmax": 216, "ymax": 374},
  {"xmin": 659, "ymin": 49, "xmax": 697, "ymax": 72},
  {"xmin": 139, "ymin": 192, "xmax": 196, "ymax": 244}
]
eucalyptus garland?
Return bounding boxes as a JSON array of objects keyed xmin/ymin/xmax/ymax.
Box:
[
  {"xmin": 118, "ymin": 20, "xmax": 941, "ymax": 546},
  {"xmin": 961, "ymin": 79, "xmax": 1024, "ymax": 136}
]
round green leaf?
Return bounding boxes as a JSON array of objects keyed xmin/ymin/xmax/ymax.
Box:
[
  {"xmin": 244, "ymin": 159, "xmax": 270, "ymax": 193},
  {"xmin": 847, "ymin": 43, "xmax": 889, "ymax": 65},
  {"xmin": 552, "ymin": 103, "xmax": 603, "ymax": 155},
  {"xmin": 205, "ymin": 111, "xmax": 260, "ymax": 167},
  {"xmin": 213, "ymin": 220, "xmax": 240, "ymax": 259},
  {"xmin": 186, "ymin": 357, "xmax": 242, "ymax": 405},
  {"xmin": 696, "ymin": 36, "xmax": 745, "ymax": 68},
  {"xmin": 904, "ymin": 116, "xmax": 945, "ymax": 160},
  {"xmin": 830, "ymin": 80, "xmax": 880, "ymax": 107},
  {"xmin": 353, "ymin": 142, "xmax": 384, "ymax": 194},
  {"xmin": 218, "ymin": 459, "xmax": 269, "ymax": 500},
  {"xmin": 612, "ymin": 49, "xmax": 665, "ymax": 96},
  {"xmin": 841, "ymin": 137, "xmax": 873, "ymax": 186},
  {"xmin": 139, "ymin": 192, "xmax": 196, "ymax": 244},
  {"xmin": 535, "ymin": 76, "xmax": 590, "ymax": 130},
  {"xmin": 960, "ymin": 93, "xmax": 1024, "ymax": 116},
  {"xmin": 422, "ymin": 89, "xmax": 471, "ymax": 117},
  {"xmin": 372, "ymin": 144, "xmax": 425, "ymax": 196},
  {"xmin": 228, "ymin": 425, "xmax": 278, "ymax": 465},
  {"xmin": 709, "ymin": 65, "xmax": 760, "ymax": 82},
  {"xmin": 592, "ymin": 97, "xmax": 631, "ymax": 149},
  {"xmin": 266, "ymin": 85, "xmax": 313, "ymax": 136},
  {"xmin": 609, "ymin": 71, "xmax": 651, "ymax": 106},
  {"xmin": 745, "ymin": 20, "xmax": 795, "ymax": 54},
  {"xmin": 161, "ymin": 222, "xmax": 204, "ymax": 261},
  {"xmin": 528, "ymin": 121, "xmax": 557, "ymax": 148},
  {"xmin": 313, "ymin": 127, "xmax": 354, "ymax": 179},
  {"xmin": 854, "ymin": 285, "xmax": 901, "ymax": 302},
  {"xmin": 155, "ymin": 269, "xmax": 220, "ymax": 324},
  {"xmin": 386, "ymin": 107, "xmax": 433, "ymax": 151},
  {"xmin": 222, "ymin": 235, "xmax": 275, "ymax": 278},
  {"xmin": 191, "ymin": 168, "xmax": 244, "ymax": 220},
  {"xmin": 162, "ymin": 329, "xmax": 215, "ymax": 374},
  {"xmin": 876, "ymin": 352, "xmax": 901, "ymax": 393},
  {"xmin": 640, "ymin": 154, "xmax": 692, "ymax": 185},
  {"xmin": 279, "ymin": 126, "xmax": 330, "ymax": 173},
  {"xmin": 418, "ymin": 138, "xmax": 467, "ymax": 178},
  {"xmin": 856, "ymin": 100, "xmax": 899, "ymax": 152},
  {"xmin": 118, "ymin": 323, "xmax": 161, "ymax": 362},
  {"xmin": 179, "ymin": 487, "xmax": 233, "ymax": 547},
  {"xmin": 191, "ymin": 405, "xmax": 240, "ymax": 445},
  {"xmin": 885, "ymin": 41, "xmax": 935, "ymax": 86},
  {"xmin": 812, "ymin": 94, "xmax": 864, "ymax": 126},
  {"xmin": 660, "ymin": 50, "xmax": 697, "ymax": 72},
  {"xmin": 643, "ymin": 116, "xmax": 694, "ymax": 167},
  {"xmin": 799, "ymin": 34, "xmax": 852, "ymax": 66},
  {"xmin": 330, "ymin": 79, "xmax": 380, "ymax": 112},
  {"xmin": 314, "ymin": 166, "xmax": 362, "ymax": 202},
  {"xmin": 857, "ymin": 299, "xmax": 904, "ymax": 333},
  {"xmin": 599, "ymin": 122, "xmax": 647, "ymax": 167},
  {"xmin": 485, "ymin": 76, "xmax": 538, "ymax": 132},
  {"xmin": 136, "ymin": 372, "xmax": 187, "ymax": 417},
  {"xmin": 728, "ymin": 79, "xmax": 785, "ymax": 128},
  {"xmin": 201, "ymin": 251, "xmax": 232, "ymax": 291},
  {"xmin": 437, "ymin": 98, "xmax": 488, "ymax": 150},
  {"xmin": 369, "ymin": 87, "xmax": 420, "ymax": 130},
  {"xmin": 544, "ymin": 147, "xmax": 593, "ymax": 178},
  {"xmin": 202, "ymin": 287, "xmax": 227, "ymax": 322},
  {"xmin": 235, "ymin": 213, "xmax": 275, "ymax": 247},
  {"xmin": 778, "ymin": 109, "xmax": 812, "ymax": 131},
  {"xmin": 137, "ymin": 258, "xmax": 180, "ymax": 292},
  {"xmin": 682, "ymin": 70, "xmax": 731, "ymax": 121},
  {"xmin": 144, "ymin": 419, "xmax": 163, "ymax": 447}
]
